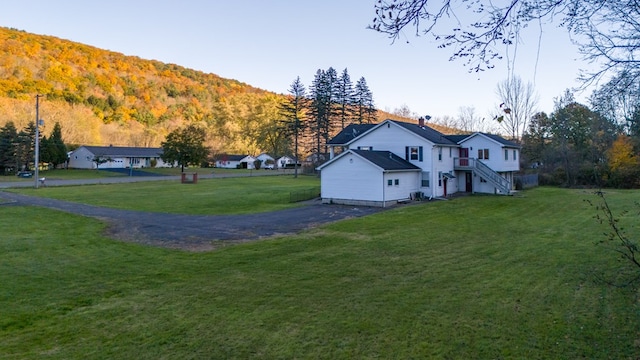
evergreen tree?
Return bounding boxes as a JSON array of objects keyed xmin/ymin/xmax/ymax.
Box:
[
  {"xmin": 354, "ymin": 77, "xmax": 376, "ymax": 124},
  {"xmin": 40, "ymin": 122, "xmax": 68, "ymax": 169},
  {"xmin": 0, "ymin": 122, "xmax": 18, "ymax": 175},
  {"xmin": 279, "ymin": 76, "xmax": 307, "ymax": 178},
  {"xmin": 309, "ymin": 67, "xmax": 340, "ymax": 161},
  {"xmin": 336, "ymin": 68, "xmax": 355, "ymax": 129},
  {"xmin": 15, "ymin": 123, "xmax": 37, "ymax": 171}
]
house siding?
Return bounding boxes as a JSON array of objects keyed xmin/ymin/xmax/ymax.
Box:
[{"xmin": 321, "ymin": 153, "xmax": 383, "ymax": 203}]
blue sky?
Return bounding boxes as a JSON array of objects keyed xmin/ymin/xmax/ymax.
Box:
[{"xmin": 2, "ymin": 0, "xmax": 590, "ymax": 121}]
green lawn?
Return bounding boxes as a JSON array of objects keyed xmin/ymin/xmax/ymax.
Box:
[
  {"xmin": 1, "ymin": 187, "xmax": 639, "ymax": 358},
  {"xmin": 12, "ymin": 175, "xmax": 320, "ymax": 214}
]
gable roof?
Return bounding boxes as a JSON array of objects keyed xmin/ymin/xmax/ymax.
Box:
[
  {"xmin": 451, "ymin": 132, "xmax": 520, "ymax": 148},
  {"xmin": 327, "ymin": 124, "xmax": 377, "ymax": 145},
  {"xmin": 216, "ymin": 154, "xmax": 252, "ymax": 161},
  {"xmin": 391, "ymin": 120, "xmax": 458, "ymax": 146},
  {"xmin": 352, "ymin": 150, "xmax": 421, "ymax": 171},
  {"xmin": 82, "ymin": 146, "xmax": 162, "ymax": 157},
  {"xmin": 318, "ymin": 149, "xmax": 421, "ymax": 171}
]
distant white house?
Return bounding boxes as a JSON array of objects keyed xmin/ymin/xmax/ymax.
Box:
[
  {"xmin": 318, "ymin": 119, "xmax": 520, "ymax": 207},
  {"xmin": 255, "ymin": 153, "xmax": 275, "ymax": 169},
  {"xmin": 276, "ymin": 155, "xmax": 297, "ymax": 169},
  {"xmin": 68, "ymin": 146, "xmax": 173, "ymax": 169},
  {"xmin": 215, "ymin": 154, "xmax": 256, "ymax": 169}
]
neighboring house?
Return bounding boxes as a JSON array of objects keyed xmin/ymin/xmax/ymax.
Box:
[
  {"xmin": 256, "ymin": 153, "xmax": 275, "ymax": 169},
  {"xmin": 318, "ymin": 119, "xmax": 520, "ymax": 206},
  {"xmin": 68, "ymin": 146, "xmax": 172, "ymax": 169},
  {"xmin": 276, "ymin": 155, "xmax": 297, "ymax": 169},
  {"xmin": 215, "ymin": 154, "xmax": 256, "ymax": 169}
]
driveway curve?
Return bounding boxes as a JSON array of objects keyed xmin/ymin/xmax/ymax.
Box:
[{"xmin": 0, "ymin": 191, "xmax": 385, "ymax": 251}]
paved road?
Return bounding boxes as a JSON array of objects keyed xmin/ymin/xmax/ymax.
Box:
[{"xmin": 0, "ymin": 172, "xmax": 385, "ymax": 251}]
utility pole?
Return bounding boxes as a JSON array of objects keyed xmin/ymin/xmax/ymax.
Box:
[{"xmin": 34, "ymin": 94, "xmax": 42, "ymax": 189}]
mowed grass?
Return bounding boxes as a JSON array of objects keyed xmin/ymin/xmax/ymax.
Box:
[
  {"xmin": 1, "ymin": 187, "xmax": 640, "ymax": 358},
  {"xmin": 11, "ymin": 175, "xmax": 320, "ymax": 214}
]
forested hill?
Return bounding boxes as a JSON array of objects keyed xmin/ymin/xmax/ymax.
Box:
[
  {"xmin": 0, "ymin": 26, "xmax": 278, "ymax": 150},
  {"xmin": 0, "ymin": 26, "xmax": 444, "ymax": 156}
]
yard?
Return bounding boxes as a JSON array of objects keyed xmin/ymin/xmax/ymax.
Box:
[{"xmin": 1, "ymin": 186, "xmax": 639, "ymax": 358}]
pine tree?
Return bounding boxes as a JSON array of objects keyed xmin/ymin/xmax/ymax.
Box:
[
  {"xmin": 0, "ymin": 122, "xmax": 18, "ymax": 175},
  {"xmin": 40, "ymin": 122, "xmax": 68, "ymax": 169},
  {"xmin": 354, "ymin": 77, "xmax": 376, "ymax": 124},
  {"xmin": 336, "ymin": 68, "xmax": 355, "ymax": 129},
  {"xmin": 16, "ymin": 123, "xmax": 37, "ymax": 171},
  {"xmin": 309, "ymin": 68, "xmax": 339, "ymax": 162},
  {"xmin": 279, "ymin": 76, "xmax": 307, "ymax": 177}
]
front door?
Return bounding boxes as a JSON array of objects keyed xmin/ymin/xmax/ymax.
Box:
[{"xmin": 465, "ymin": 172, "xmax": 473, "ymax": 192}]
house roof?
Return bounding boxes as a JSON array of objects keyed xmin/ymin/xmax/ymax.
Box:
[
  {"xmin": 352, "ymin": 150, "xmax": 421, "ymax": 171},
  {"xmin": 82, "ymin": 146, "xmax": 162, "ymax": 157},
  {"xmin": 327, "ymin": 124, "xmax": 377, "ymax": 145},
  {"xmin": 216, "ymin": 154, "xmax": 252, "ymax": 161},
  {"xmin": 318, "ymin": 149, "xmax": 421, "ymax": 171},
  {"xmin": 391, "ymin": 120, "xmax": 458, "ymax": 146},
  {"xmin": 449, "ymin": 132, "xmax": 520, "ymax": 148}
]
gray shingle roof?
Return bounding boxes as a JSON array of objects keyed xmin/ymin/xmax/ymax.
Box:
[
  {"xmin": 84, "ymin": 146, "xmax": 162, "ymax": 157},
  {"xmin": 327, "ymin": 124, "xmax": 377, "ymax": 145},
  {"xmin": 391, "ymin": 120, "xmax": 458, "ymax": 145},
  {"xmin": 352, "ymin": 150, "xmax": 421, "ymax": 171}
]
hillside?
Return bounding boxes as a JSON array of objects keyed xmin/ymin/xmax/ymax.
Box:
[{"xmin": 0, "ymin": 27, "xmax": 451, "ymax": 155}]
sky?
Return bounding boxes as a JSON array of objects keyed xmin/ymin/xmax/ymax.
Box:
[{"xmin": 1, "ymin": 0, "xmax": 592, "ymax": 122}]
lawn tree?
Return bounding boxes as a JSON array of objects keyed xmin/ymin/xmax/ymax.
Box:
[
  {"xmin": 369, "ymin": 0, "xmax": 640, "ymax": 82},
  {"xmin": 0, "ymin": 121, "xmax": 18, "ymax": 175},
  {"xmin": 279, "ymin": 76, "xmax": 307, "ymax": 178},
  {"xmin": 494, "ymin": 76, "xmax": 539, "ymax": 142},
  {"xmin": 161, "ymin": 124, "xmax": 209, "ymax": 173}
]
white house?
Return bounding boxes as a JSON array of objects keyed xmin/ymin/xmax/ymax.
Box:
[
  {"xmin": 68, "ymin": 146, "xmax": 173, "ymax": 169},
  {"xmin": 255, "ymin": 153, "xmax": 275, "ymax": 169},
  {"xmin": 276, "ymin": 155, "xmax": 299, "ymax": 169},
  {"xmin": 215, "ymin": 154, "xmax": 256, "ymax": 169},
  {"xmin": 318, "ymin": 119, "xmax": 520, "ymax": 206}
]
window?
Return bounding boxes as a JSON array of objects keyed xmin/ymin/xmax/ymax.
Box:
[
  {"xmin": 357, "ymin": 146, "xmax": 371, "ymax": 150},
  {"xmin": 438, "ymin": 171, "xmax": 442, "ymax": 187},
  {"xmin": 449, "ymin": 147, "xmax": 452, "ymax": 158},
  {"xmin": 513, "ymin": 150, "xmax": 517, "ymax": 161},
  {"xmin": 438, "ymin": 147, "xmax": 442, "ymax": 161},
  {"xmin": 387, "ymin": 179, "xmax": 393, "ymax": 186},
  {"xmin": 421, "ymin": 172, "xmax": 430, "ymax": 187},
  {"xmin": 394, "ymin": 179, "xmax": 399, "ymax": 186},
  {"xmin": 505, "ymin": 149, "xmax": 508, "ymax": 161},
  {"xmin": 405, "ymin": 146, "xmax": 423, "ymax": 161},
  {"xmin": 478, "ymin": 149, "xmax": 489, "ymax": 160}
]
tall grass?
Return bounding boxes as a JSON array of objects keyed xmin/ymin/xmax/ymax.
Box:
[{"xmin": 1, "ymin": 187, "xmax": 639, "ymax": 358}]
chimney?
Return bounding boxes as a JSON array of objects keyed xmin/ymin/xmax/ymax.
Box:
[{"xmin": 418, "ymin": 117, "xmax": 424, "ymax": 127}]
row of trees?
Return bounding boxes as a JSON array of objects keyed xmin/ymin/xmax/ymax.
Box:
[
  {"xmin": 0, "ymin": 121, "xmax": 67, "ymax": 175},
  {"xmin": 522, "ymin": 87, "xmax": 640, "ymax": 188},
  {"xmin": 279, "ymin": 67, "xmax": 377, "ymax": 169}
]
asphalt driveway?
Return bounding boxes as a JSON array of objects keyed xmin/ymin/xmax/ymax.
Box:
[{"xmin": 0, "ymin": 191, "xmax": 385, "ymax": 251}]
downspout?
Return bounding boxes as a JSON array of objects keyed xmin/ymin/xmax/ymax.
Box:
[{"xmin": 382, "ymin": 172, "xmax": 386, "ymax": 208}]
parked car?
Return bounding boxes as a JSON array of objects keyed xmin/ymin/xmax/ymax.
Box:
[
  {"xmin": 263, "ymin": 164, "xmax": 275, "ymax": 170},
  {"xmin": 17, "ymin": 171, "xmax": 33, "ymax": 178}
]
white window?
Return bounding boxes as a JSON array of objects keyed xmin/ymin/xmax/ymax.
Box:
[{"xmin": 421, "ymin": 172, "xmax": 430, "ymax": 187}]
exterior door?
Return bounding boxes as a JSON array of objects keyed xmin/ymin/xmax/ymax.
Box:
[
  {"xmin": 465, "ymin": 172, "xmax": 473, "ymax": 192},
  {"xmin": 460, "ymin": 148, "xmax": 469, "ymax": 166}
]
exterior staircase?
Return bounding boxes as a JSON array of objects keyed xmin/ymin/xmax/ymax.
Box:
[{"xmin": 455, "ymin": 158, "xmax": 512, "ymax": 195}]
